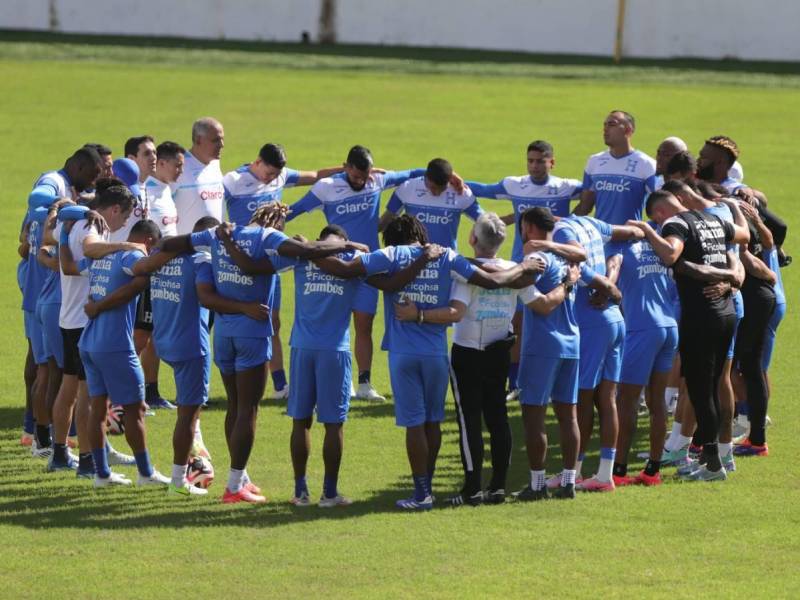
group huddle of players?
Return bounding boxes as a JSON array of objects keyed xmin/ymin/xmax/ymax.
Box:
[{"xmin": 17, "ymin": 110, "xmax": 787, "ymax": 509}]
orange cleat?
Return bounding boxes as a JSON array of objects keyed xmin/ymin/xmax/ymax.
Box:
[
  {"xmin": 244, "ymin": 481, "xmax": 262, "ymax": 495},
  {"xmin": 222, "ymin": 487, "xmax": 267, "ymax": 504},
  {"xmin": 633, "ymin": 470, "xmax": 663, "ymax": 486},
  {"xmin": 612, "ymin": 474, "xmax": 636, "ymax": 487},
  {"xmin": 20, "ymin": 433, "xmax": 33, "ymax": 447}
]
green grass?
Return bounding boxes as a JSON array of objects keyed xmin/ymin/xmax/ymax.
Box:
[{"xmin": 1, "ymin": 39, "xmax": 799, "ymax": 599}]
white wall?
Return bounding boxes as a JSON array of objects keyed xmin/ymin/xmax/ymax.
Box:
[{"xmin": 3, "ymin": 0, "xmax": 799, "ymax": 62}]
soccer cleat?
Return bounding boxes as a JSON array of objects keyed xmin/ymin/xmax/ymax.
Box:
[
  {"xmin": 513, "ymin": 485, "xmax": 549, "ymax": 502},
  {"xmin": 136, "ymin": 470, "xmax": 170, "ymax": 486},
  {"xmin": 722, "ymin": 452, "xmax": 736, "ymax": 472},
  {"xmin": 222, "ymin": 487, "xmax": 267, "ymax": 504},
  {"xmin": 483, "ymin": 489, "xmax": 506, "ymax": 504},
  {"xmin": 243, "ymin": 481, "xmax": 262, "ymax": 495},
  {"xmin": 633, "ymin": 470, "xmax": 662, "ymax": 486},
  {"xmin": 319, "ymin": 494, "xmax": 353, "ymax": 508},
  {"xmin": 660, "ymin": 447, "xmax": 688, "ymax": 466},
  {"xmin": 93, "ymin": 472, "xmax": 132, "ymax": 487},
  {"xmin": 505, "ymin": 388, "xmax": 520, "ymax": 403},
  {"xmin": 733, "ymin": 440, "xmax": 769, "ymax": 457},
  {"xmin": 682, "ymin": 465, "xmax": 727, "ymax": 482},
  {"xmin": 688, "ymin": 444, "xmax": 702, "ymax": 459},
  {"xmin": 289, "ymin": 492, "xmax": 312, "ymax": 507},
  {"xmin": 355, "ymin": 382, "xmax": 386, "ymax": 402},
  {"xmin": 448, "ymin": 491, "xmax": 483, "ymax": 507},
  {"xmin": 396, "ymin": 495, "xmax": 433, "ymax": 511},
  {"xmin": 577, "ymin": 476, "xmax": 615, "ymax": 492},
  {"xmin": 272, "ymin": 385, "xmax": 290, "ymax": 400},
  {"xmin": 148, "ymin": 397, "xmax": 177, "ymax": 410},
  {"xmin": 167, "ymin": 482, "xmax": 208, "ymax": 497},
  {"xmin": 20, "ymin": 432, "xmax": 34, "ymax": 447},
  {"xmin": 31, "ymin": 440, "xmax": 53, "ymax": 459},
  {"xmin": 47, "ymin": 454, "xmax": 78, "ymax": 472},
  {"xmin": 76, "ymin": 466, "xmax": 95, "ymax": 479},
  {"xmin": 732, "ymin": 415, "xmax": 750, "ymax": 439},
  {"xmin": 545, "ymin": 474, "xmax": 562, "ymax": 490},
  {"xmin": 107, "ymin": 447, "xmax": 136, "ymax": 467},
  {"xmin": 552, "ymin": 483, "xmax": 576, "ymax": 499},
  {"xmin": 676, "ymin": 457, "xmax": 700, "ymax": 477},
  {"xmin": 612, "ymin": 474, "xmax": 636, "ymax": 487}
]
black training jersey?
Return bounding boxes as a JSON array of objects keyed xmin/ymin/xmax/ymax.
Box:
[
  {"xmin": 661, "ymin": 210, "xmax": 735, "ymax": 318},
  {"xmin": 742, "ymin": 223, "xmax": 776, "ymax": 300}
]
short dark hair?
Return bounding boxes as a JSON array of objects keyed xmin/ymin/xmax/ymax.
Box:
[
  {"xmin": 610, "ymin": 110, "xmax": 636, "ymax": 132},
  {"xmin": 129, "ymin": 219, "xmax": 161, "ymax": 240},
  {"xmin": 527, "ymin": 140, "xmax": 554, "ymax": 157},
  {"xmin": 346, "ymin": 145, "xmax": 373, "ymax": 172},
  {"xmin": 71, "ymin": 147, "xmax": 102, "ymax": 169},
  {"xmin": 83, "ymin": 143, "xmax": 112, "ymax": 158},
  {"xmin": 94, "ymin": 177, "xmax": 125, "ymax": 195},
  {"xmin": 519, "ymin": 206, "xmax": 555, "ymax": 234},
  {"xmin": 382, "ymin": 214, "xmax": 428, "ymax": 247},
  {"xmin": 193, "ymin": 216, "xmax": 220, "ymax": 232},
  {"xmin": 94, "ymin": 185, "xmax": 134, "ymax": 212},
  {"xmin": 665, "ymin": 150, "xmax": 696, "ymax": 177},
  {"xmin": 259, "ymin": 143, "xmax": 287, "ymax": 169},
  {"xmin": 661, "ymin": 179, "xmax": 689, "ymax": 196},
  {"xmin": 319, "ymin": 224, "xmax": 348, "ymax": 240},
  {"xmin": 645, "ymin": 190, "xmax": 675, "ymax": 217},
  {"xmin": 124, "ymin": 135, "xmax": 154, "ymax": 158},
  {"xmin": 156, "ymin": 141, "xmax": 186, "ymax": 161},
  {"xmin": 425, "ymin": 158, "xmax": 453, "ymax": 187}
]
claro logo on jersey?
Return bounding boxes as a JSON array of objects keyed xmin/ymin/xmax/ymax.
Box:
[
  {"xmin": 417, "ymin": 212, "xmax": 452, "ymax": 225},
  {"xmin": 200, "ymin": 189, "xmax": 224, "ymax": 201},
  {"xmin": 595, "ymin": 179, "xmax": 631, "ymax": 193},
  {"xmin": 336, "ymin": 200, "xmax": 372, "ymax": 215}
]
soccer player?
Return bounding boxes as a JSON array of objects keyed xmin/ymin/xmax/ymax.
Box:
[
  {"xmin": 162, "ymin": 203, "xmax": 370, "ymax": 503},
  {"xmin": 286, "ymin": 145, "xmax": 431, "ymax": 402},
  {"xmin": 173, "ymin": 117, "xmax": 225, "ymax": 234},
  {"xmin": 84, "ymin": 143, "xmax": 113, "ymax": 179},
  {"xmin": 627, "ymin": 190, "xmax": 749, "ymax": 481},
  {"xmin": 125, "ymin": 135, "xmax": 157, "ymax": 186},
  {"xmin": 224, "ymin": 142, "xmax": 343, "ymax": 400},
  {"xmin": 143, "ymin": 141, "xmax": 183, "ymax": 237},
  {"xmin": 551, "ymin": 215, "xmax": 640, "ymax": 491},
  {"xmin": 379, "ymin": 158, "xmax": 482, "ymax": 250},
  {"xmin": 654, "ymin": 137, "xmax": 687, "ymax": 189},
  {"xmin": 574, "ymin": 110, "xmax": 657, "ymax": 224},
  {"xmin": 63, "ymin": 218, "xmax": 174, "ymax": 487},
  {"xmin": 355, "ymin": 214, "xmax": 544, "ymax": 510}
]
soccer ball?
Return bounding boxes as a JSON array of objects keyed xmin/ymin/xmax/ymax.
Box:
[
  {"xmin": 106, "ymin": 405, "xmax": 125, "ymax": 435},
  {"xmin": 186, "ymin": 456, "xmax": 214, "ymax": 489}
]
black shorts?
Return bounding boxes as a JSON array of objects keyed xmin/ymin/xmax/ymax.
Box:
[
  {"xmin": 61, "ymin": 327, "xmax": 86, "ymax": 380},
  {"xmin": 135, "ymin": 287, "xmax": 153, "ymax": 332}
]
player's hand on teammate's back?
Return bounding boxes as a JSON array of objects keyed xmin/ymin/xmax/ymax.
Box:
[
  {"xmin": 216, "ymin": 222, "xmax": 234, "ymax": 243},
  {"xmin": 566, "ymin": 263, "xmax": 581, "ymax": 285},
  {"xmin": 422, "ymin": 243, "xmax": 445, "ymax": 261},
  {"xmin": 292, "ymin": 234, "xmax": 308, "ymax": 243},
  {"xmin": 522, "ymin": 255, "xmax": 546, "ymax": 274},
  {"xmin": 703, "ymin": 281, "xmax": 732, "ymax": 300},
  {"xmin": 85, "ymin": 210, "xmax": 109, "ymax": 236},
  {"xmin": 448, "ymin": 171, "xmax": 465, "ymax": 194},
  {"xmin": 242, "ymin": 302, "xmax": 270, "ymax": 321}
]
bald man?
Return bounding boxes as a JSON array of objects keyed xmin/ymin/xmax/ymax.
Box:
[{"xmin": 655, "ymin": 137, "xmax": 688, "ymax": 188}]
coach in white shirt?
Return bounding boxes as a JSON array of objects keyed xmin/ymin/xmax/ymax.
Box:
[{"xmin": 173, "ymin": 117, "xmax": 225, "ymax": 234}]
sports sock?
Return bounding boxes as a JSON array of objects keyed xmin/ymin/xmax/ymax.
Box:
[
  {"xmin": 134, "ymin": 450, "xmax": 154, "ymax": 478},
  {"xmin": 664, "ymin": 422, "xmax": 683, "ymax": 452},
  {"xmin": 271, "ymin": 369, "xmax": 287, "ymax": 392},
  {"xmin": 736, "ymin": 401, "xmax": 749, "ymax": 417},
  {"xmin": 412, "ymin": 474, "xmax": 428, "ymax": 501},
  {"xmin": 719, "ymin": 442, "xmax": 733, "ymax": 457},
  {"xmin": 145, "ymin": 382, "xmax": 160, "ymax": 404},
  {"xmin": 508, "ymin": 362, "xmax": 519, "ymax": 391},
  {"xmin": 68, "ymin": 418, "xmax": 77, "ymax": 438},
  {"xmin": 294, "ymin": 476, "xmax": 308, "ymax": 498},
  {"xmin": 171, "ymin": 464, "xmax": 187, "ymax": 487},
  {"xmin": 241, "ymin": 470, "xmax": 251, "ymax": 485},
  {"xmin": 358, "ymin": 370, "xmax": 371, "ymax": 385},
  {"xmin": 644, "ymin": 459, "xmax": 661, "ymax": 476},
  {"xmin": 678, "ymin": 433, "xmax": 693, "ymax": 449},
  {"xmin": 613, "ymin": 462, "xmax": 628, "ymax": 478},
  {"xmin": 597, "ymin": 447, "xmax": 616, "ymax": 482},
  {"xmin": 323, "ymin": 475, "xmax": 338, "ymax": 499},
  {"xmin": 575, "ymin": 452, "xmax": 585, "ymax": 479},
  {"xmin": 78, "ymin": 452, "xmax": 94, "ymax": 474},
  {"xmin": 561, "ymin": 469, "xmax": 576, "ymax": 487},
  {"xmin": 52, "ymin": 443, "xmax": 68, "ymax": 463},
  {"xmin": 664, "ymin": 386, "xmax": 678, "ymax": 406},
  {"xmin": 92, "ymin": 448, "xmax": 110, "ymax": 479},
  {"xmin": 530, "ymin": 469, "xmax": 546, "ymax": 491},
  {"xmin": 23, "ymin": 409, "xmax": 34, "ymax": 435},
  {"xmin": 427, "ymin": 467, "xmax": 435, "ymax": 495},
  {"xmin": 702, "ymin": 443, "xmax": 722, "ymax": 471},
  {"xmin": 227, "ymin": 468, "xmax": 244, "ymax": 493},
  {"xmin": 35, "ymin": 424, "xmax": 51, "ymax": 448}
]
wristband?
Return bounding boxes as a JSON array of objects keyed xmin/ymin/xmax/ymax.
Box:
[{"xmin": 417, "ymin": 309, "xmax": 425, "ymax": 325}]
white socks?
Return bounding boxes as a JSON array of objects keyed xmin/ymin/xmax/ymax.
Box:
[
  {"xmin": 561, "ymin": 469, "xmax": 576, "ymax": 486},
  {"xmin": 227, "ymin": 468, "xmax": 244, "ymax": 493},
  {"xmin": 597, "ymin": 458, "xmax": 614, "ymax": 483},
  {"xmin": 171, "ymin": 463, "xmax": 187, "ymax": 487},
  {"xmin": 530, "ymin": 469, "xmax": 546, "ymax": 491},
  {"xmin": 719, "ymin": 442, "xmax": 733, "ymax": 457}
]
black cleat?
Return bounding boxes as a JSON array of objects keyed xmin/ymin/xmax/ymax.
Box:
[
  {"xmin": 552, "ymin": 483, "xmax": 576, "ymax": 499},
  {"xmin": 483, "ymin": 488, "xmax": 506, "ymax": 504},
  {"xmin": 448, "ymin": 491, "xmax": 483, "ymax": 507},
  {"xmin": 513, "ymin": 485, "xmax": 549, "ymax": 502}
]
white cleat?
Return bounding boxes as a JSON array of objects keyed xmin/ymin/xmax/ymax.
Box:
[
  {"xmin": 94, "ymin": 472, "xmax": 132, "ymax": 487},
  {"xmin": 505, "ymin": 388, "xmax": 520, "ymax": 402},
  {"xmin": 272, "ymin": 385, "xmax": 290, "ymax": 400},
  {"xmin": 137, "ymin": 470, "xmax": 170, "ymax": 487},
  {"xmin": 31, "ymin": 440, "xmax": 53, "ymax": 459},
  {"xmin": 108, "ymin": 447, "xmax": 136, "ymax": 466},
  {"xmin": 355, "ymin": 382, "xmax": 386, "ymax": 402},
  {"xmin": 318, "ymin": 494, "xmax": 353, "ymax": 508},
  {"xmin": 168, "ymin": 482, "xmax": 209, "ymax": 497}
]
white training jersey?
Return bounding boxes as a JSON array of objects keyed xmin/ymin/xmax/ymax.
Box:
[
  {"xmin": 55, "ymin": 220, "xmax": 107, "ymax": 329},
  {"xmin": 728, "ymin": 161, "xmax": 744, "ymax": 183},
  {"xmin": 173, "ymin": 152, "xmax": 224, "ymax": 235},
  {"xmin": 108, "ymin": 193, "xmax": 147, "ymax": 243},
  {"xmin": 143, "ymin": 175, "xmax": 179, "ymax": 237}
]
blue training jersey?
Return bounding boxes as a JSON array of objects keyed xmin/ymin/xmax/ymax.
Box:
[
  {"xmin": 78, "ymin": 250, "xmax": 145, "ymax": 353},
  {"xmin": 521, "ymin": 251, "xmax": 579, "ymax": 358},
  {"xmin": 286, "ymin": 170, "xmax": 424, "ymax": 250},
  {"xmin": 22, "ymin": 207, "xmax": 50, "ymax": 312},
  {"xmin": 764, "ymin": 247, "xmax": 786, "ymax": 307},
  {"xmin": 190, "ymin": 225, "xmax": 289, "ymax": 338},
  {"xmin": 553, "ymin": 215, "xmax": 623, "ymax": 329},
  {"xmin": 224, "ymin": 164, "xmax": 301, "ymax": 226},
  {"xmin": 37, "ymin": 247, "xmax": 62, "ymax": 306},
  {"xmin": 583, "ymin": 149, "xmax": 657, "ymax": 225},
  {"xmin": 386, "ymin": 177, "xmax": 483, "ymax": 250},
  {"xmin": 361, "ymin": 245, "xmax": 477, "ymax": 356},
  {"xmin": 271, "ymin": 251, "xmax": 362, "ymax": 352},
  {"xmin": 150, "ymin": 251, "xmax": 212, "ymax": 362},
  {"xmin": 468, "ymin": 175, "xmax": 582, "ymax": 261},
  {"xmin": 608, "ymin": 239, "xmax": 677, "ymax": 331}
]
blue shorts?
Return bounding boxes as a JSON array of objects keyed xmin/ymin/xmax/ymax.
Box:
[
  {"xmin": 213, "ymin": 335, "xmax": 271, "ymax": 375},
  {"xmin": 352, "ymin": 281, "xmax": 379, "ymax": 315},
  {"xmin": 578, "ymin": 320, "xmax": 626, "ymax": 389},
  {"xmin": 388, "ymin": 353, "xmax": 449, "ymax": 427},
  {"xmin": 37, "ymin": 303, "xmax": 64, "ymax": 368},
  {"xmin": 762, "ymin": 302, "xmax": 786, "ymax": 371},
  {"xmin": 519, "ymin": 355, "xmax": 578, "ymax": 406},
  {"xmin": 727, "ymin": 313, "xmax": 743, "ymax": 360},
  {"xmin": 80, "ymin": 349, "xmax": 145, "ymax": 404},
  {"xmin": 620, "ymin": 326, "xmax": 679, "ymax": 386},
  {"xmin": 269, "ymin": 276, "xmax": 282, "ymax": 311},
  {"xmin": 24, "ymin": 309, "xmax": 48, "ymax": 365},
  {"xmin": 288, "ymin": 348, "xmax": 351, "ymax": 423},
  {"xmin": 166, "ymin": 354, "xmax": 210, "ymax": 406}
]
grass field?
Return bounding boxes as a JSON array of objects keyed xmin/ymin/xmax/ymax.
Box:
[{"xmin": 0, "ymin": 35, "xmax": 799, "ymax": 599}]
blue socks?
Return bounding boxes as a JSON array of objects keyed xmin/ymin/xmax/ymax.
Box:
[
  {"xmin": 92, "ymin": 448, "xmax": 110, "ymax": 478},
  {"xmin": 323, "ymin": 475, "xmax": 338, "ymax": 499},
  {"xmin": 271, "ymin": 369, "xmax": 287, "ymax": 392},
  {"xmin": 68, "ymin": 418, "xmax": 77, "ymax": 438},
  {"xmin": 508, "ymin": 363, "xmax": 519, "ymax": 391},
  {"xmin": 412, "ymin": 475, "xmax": 430, "ymax": 502},
  {"xmin": 134, "ymin": 450, "xmax": 154, "ymax": 478},
  {"xmin": 600, "ymin": 447, "xmax": 616, "ymax": 461},
  {"xmin": 23, "ymin": 409, "xmax": 34, "ymax": 435},
  {"xmin": 294, "ymin": 476, "xmax": 308, "ymax": 498}
]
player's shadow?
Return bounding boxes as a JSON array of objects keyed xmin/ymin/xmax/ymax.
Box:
[{"xmin": 200, "ymin": 395, "xmax": 397, "ymax": 419}]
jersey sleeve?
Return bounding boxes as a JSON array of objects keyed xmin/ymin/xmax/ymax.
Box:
[
  {"xmin": 466, "ymin": 181, "xmax": 507, "ymax": 199},
  {"xmin": 567, "ymin": 178, "xmax": 583, "ymax": 197},
  {"xmin": 385, "ymin": 191, "xmax": 404, "ymax": 214},
  {"xmin": 286, "ymin": 189, "xmax": 322, "ymax": 222},
  {"xmin": 606, "ymin": 241, "xmax": 625, "ymax": 258},
  {"xmin": 661, "ymin": 217, "xmax": 689, "ymax": 243},
  {"xmin": 645, "ymin": 174, "xmax": 657, "ymax": 194},
  {"xmin": 269, "ymin": 254, "xmax": 298, "ymax": 273},
  {"xmin": 283, "ymin": 168, "xmax": 301, "ymax": 187},
  {"xmin": 518, "ymin": 283, "xmax": 542, "ymax": 306},
  {"xmin": 381, "ymin": 169, "xmax": 426, "ymax": 189},
  {"xmin": 579, "ymin": 264, "xmax": 599, "ymax": 285},
  {"xmin": 195, "ymin": 261, "xmax": 213, "ymax": 285},
  {"xmin": 449, "ymin": 250, "xmax": 478, "ymax": 282},
  {"xmin": 360, "ymin": 247, "xmax": 395, "ymax": 276},
  {"xmin": 57, "ymin": 205, "xmax": 89, "ymax": 222},
  {"xmin": 592, "ymin": 217, "xmax": 614, "ymax": 243},
  {"xmin": 464, "ymin": 197, "xmax": 484, "ymax": 221},
  {"xmin": 122, "ymin": 250, "xmax": 147, "ymax": 275},
  {"xmin": 552, "ymin": 225, "xmax": 578, "ymax": 245},
  {"xmin": 721, "ymin": 219, "xmax": 735, "ymax": 243},
  {"xmin": 77, "ymin": 257, "xmax": 92, "ymax": 277},
  {"xmin": 262, "ymin": 229, "xmax": 291, "ymax": 254},
  {"xmin": 189, "ymin": 228, "xmax": 215, "ymax": 250},
  {"xmin": 449, "ymin": 279, "xmax": 472, "ymax": 305}
]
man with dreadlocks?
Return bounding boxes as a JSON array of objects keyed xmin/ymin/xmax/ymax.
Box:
[{"xmin": 162, "ymin": 202, "xmax": 369, "ymax": 503}]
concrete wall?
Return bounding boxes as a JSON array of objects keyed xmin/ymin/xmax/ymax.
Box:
[{"xmin": 3, "ymin": 0, "xmax": 799, "ymax": 62}]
